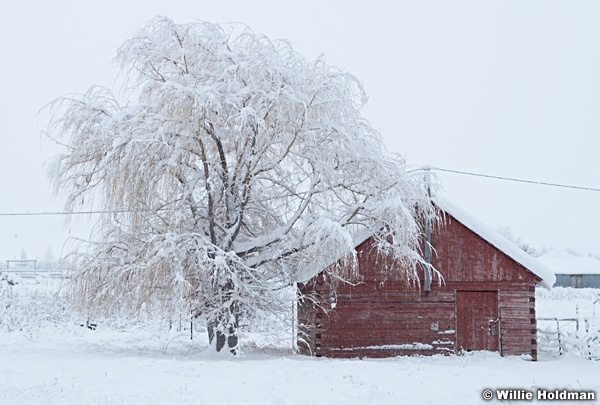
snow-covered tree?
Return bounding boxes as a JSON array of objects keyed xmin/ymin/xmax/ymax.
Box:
[
  {"xmin": 496, "ymin": 226, "xmax": 540, "ymax": 257},
  {"xmin": 46, "ymin": 16, "xmax": 434, "ymax": 353}
]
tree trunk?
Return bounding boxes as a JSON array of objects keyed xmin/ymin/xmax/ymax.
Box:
[
  {"xmin": 207, "ymin": 316, "xmax": 238, "ymax": 354},
  {"xmin": 207, "ymin": 292, "xmax": 240, "ymax": 354}
]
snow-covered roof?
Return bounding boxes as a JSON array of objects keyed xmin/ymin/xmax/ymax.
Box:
[
  {"xmin": 537, "ymin": 250, "xmax": 600, "ymax": 275},
  {"xmin": 432, "ymin": 195, "xmax": 556, "ymax": 289}
]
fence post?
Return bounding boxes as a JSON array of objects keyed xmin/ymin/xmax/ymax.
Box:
[{"xmin": 556, "ymin": 319, "xmax": 563, "ymax": 355}]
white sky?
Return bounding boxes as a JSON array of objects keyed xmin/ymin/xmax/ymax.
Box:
[{"xmin": 0, "ymin": 1, "xmax": 599, "ymax": 260}]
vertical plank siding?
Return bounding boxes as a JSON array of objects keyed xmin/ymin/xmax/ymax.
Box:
[
  {"xmin": 298, "ymin": 212, "xmax": 541, "ymax": 359},
  {"xmin": 456, "ymin": 291, "xmax": 499, "ymax": 352}
]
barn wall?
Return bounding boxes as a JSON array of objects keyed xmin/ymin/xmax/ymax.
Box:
[
  {"xmin": 297, "ymin": 212, "xmax": 540, "ymax": 359},
  {"xmin": 498, "ymin": 286, "xmax": 537, "ymax": 358},
  {"xmin": 303, "ymin": 280, "xmax": 457, "ymax": 358},
  {"xmin": 431, "ymin": 215, "xmax": 536, "ymax": 285},
  {"xmin": 432, "ymin": 215, "xmax": 538, "ymax": 358}
]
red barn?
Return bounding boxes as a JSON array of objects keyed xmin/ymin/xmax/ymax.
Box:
[{"xmin": 296, "ymin": 196, "xmax": 555, "ymax": 360}]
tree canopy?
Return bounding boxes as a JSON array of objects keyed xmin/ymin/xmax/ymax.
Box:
[{"xmin": 47, "ymin": 16, "xmax": 433, "ymax": 352}]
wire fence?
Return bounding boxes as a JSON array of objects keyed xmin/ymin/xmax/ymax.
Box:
[{"xmin": 537, "ymin": 300, "xmax": 600, "ymax": 360}]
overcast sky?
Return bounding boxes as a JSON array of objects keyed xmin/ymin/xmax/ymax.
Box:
[{"xmin": 1, "ymin": 1, "xmax": 599, "ymax": 260}]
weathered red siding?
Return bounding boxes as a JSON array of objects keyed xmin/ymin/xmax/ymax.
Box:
[{"xmin": 298, "ymin": 212, "xmax": 540, "ymax": 359}]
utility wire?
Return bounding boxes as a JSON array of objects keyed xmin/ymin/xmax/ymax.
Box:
[
  {"xmin": 0, "ymin": 210, "xmax": 133, "ymax": 217},
  {"xmin": 0, "ymin": 167, "xmax": 597, "ymax": 217},
  {"xmin": 417, "ymin": 167, "xmax": 600, "ymax": 192}
]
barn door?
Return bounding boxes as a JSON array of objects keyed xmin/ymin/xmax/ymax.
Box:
[{"xmin": 456, "ymin": 291, "xmax": 499, "ymax": 352}]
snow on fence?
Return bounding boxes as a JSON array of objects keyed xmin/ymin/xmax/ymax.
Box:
[
  {"xmin": 0, "ymin": 269, "xmax": 64, "ymax": 279},
  {"xmin": 538, "ymin": 316, "xmax": 580, "ymax": 355},
  {"xmin": 0, "ymin": 264, "xmax": 68, "ymax": 280},
  {"xmin": 537, "ymin": 297, "xmax": 600, "ymax": 360}
]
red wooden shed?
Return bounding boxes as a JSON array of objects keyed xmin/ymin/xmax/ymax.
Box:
[{"xmin": 296, "ymin": 196, "xmax": 555, "ymax": 360}]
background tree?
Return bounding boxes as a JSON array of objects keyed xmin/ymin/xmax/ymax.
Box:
[
  {"xmin": 496, "ymin": 226, "xmax": 540, "ymax": 257},
  {"xmin": 46, "ymin": 16, "xmax": 434, "ymax": 353}
]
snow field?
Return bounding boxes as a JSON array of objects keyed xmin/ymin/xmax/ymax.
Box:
[{"xmin": 1, "ymin": 275, "xmax": 599, "ymax": 404}]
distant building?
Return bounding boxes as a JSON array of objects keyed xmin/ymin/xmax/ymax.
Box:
[{"xmin": 538, "ymin": 250, "xmax": 600, "ymax": 288}]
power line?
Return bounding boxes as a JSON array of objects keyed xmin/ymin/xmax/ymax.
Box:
[
  {"xmin": 0, "ymin": 210, "xmax": 133, "ymax": 217},
  {"xmin": 417, "ymin": 167, "xmax": 600, "ymax": 192},
  {"xmin": 0, "ymin": 167, "xmax": 597, "ymax": 218}
]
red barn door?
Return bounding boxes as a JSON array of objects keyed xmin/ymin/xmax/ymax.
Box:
[{"xmin": 456, "ymin": 291, "xmax": 499, "ymax": 352}]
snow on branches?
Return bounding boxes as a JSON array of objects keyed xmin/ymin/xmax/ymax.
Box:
[{"xmin": 46, "ymin": 16, "xmax": 434, "ymax": 352}]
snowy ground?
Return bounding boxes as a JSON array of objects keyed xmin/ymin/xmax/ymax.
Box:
[{"xmin": 1, "ymin": 275, "xmax": 599, "ymax": 404}]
